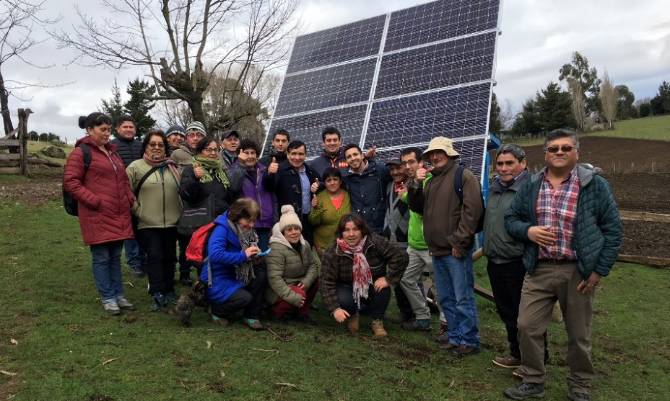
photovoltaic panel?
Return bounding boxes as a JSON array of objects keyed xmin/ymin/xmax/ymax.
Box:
[
  {"xmin": 265, "ymin": 0, "xmax": 501, "ymax": 178},
  {"xmin": 274, "ymin": 58, "xmax": 377, "ymax": 116},
  {"xmin": 268, "ymin": 105, "xmax": 368, "ymax": 157},
  {"xmin": 374, "ymin": 32, "xmax": 496, "ymax": 99},
  {"xmin": 286, "ymin": 15, "xmax": 386, "ymax": 73},
  {"xmin": 384, "ymin": 0, "xmax": 499, "ymax": 51},
  {"xmin": 364, "ymin": 83, "xmax": 491, "ymax": 149}
]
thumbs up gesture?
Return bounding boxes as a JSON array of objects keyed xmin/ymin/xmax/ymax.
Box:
[
  {"xmin": 310, "ymin": 178, "xmax": 320, "ymax": 194},
  {"xmin": 416, "ymin": 167, "xmax": 427, "ymax": 182},
  {"xmin": 268, "ymin": 157, "xmax": 279, "ymax": 174}
]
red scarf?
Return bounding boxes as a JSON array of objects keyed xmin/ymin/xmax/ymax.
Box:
[{"xmin": 336, "ymin": 236, "xmax": 371, "ymax": 308}]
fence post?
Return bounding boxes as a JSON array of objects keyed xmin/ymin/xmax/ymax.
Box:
[{"xmin": 17, "ymin": 108, "xmax": 32, "ymax": 176}]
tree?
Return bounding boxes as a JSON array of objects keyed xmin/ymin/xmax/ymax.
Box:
[
  {"xmin": 615, "ymin": 85, "xmax": 637, "ymax": 120},
  {"xmin": 536, "ymin": 82, "xmax": 575, "ymax": 133},
  {"xmin": 488, "ymin": 92, "xmax": 502, "ymax": 133},
  {"xmin": 100, "ymin": 79, "xmax": 124, "ymax": 131},
  {"xmin": 38, "ymin": 132, "xmax": 48, "ymax": 141},
  {"xmin": 638, "ymin": 101, "xmax": 652, "ymax": 118},
  {"xmin": 559, "ymin": 52, "xmax": 601, "ymax": 115},
  {"xmin": 599, "ymin": 71, "xmax": 619, "ymax": 129},
  {"xmin": 0, "ymin": 1, "xmax": 59, "ymax": 136},
  {"xmin": 28, "ymin": 130, "xmax": 38, "ymax": 140},
  {"xmin": 510, "ymin": 98, "xmax": 541, "ymax": 137},
  {"xmin": 650, "ymin": 81, "xmax": 670, "ymax": 116},
  {"xmin": 54, "ymin": 0, "xmax": 298, "ymax": 124},
  {"xmin": 567, "ymin": 78, "xmax": 586, "ymax": 131},
  {"xmin": 123, "ymin": 78, "xmax": 156, "ymax": 137}
]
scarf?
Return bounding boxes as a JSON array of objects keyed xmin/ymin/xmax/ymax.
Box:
[
  {"xmin": 142, "ymin": 155, "xmax": 181, "ymax": 183},
  {"xmin": 227, "ymin": 219, "xmax": 259, "ymax": 285},
  {"xmin": 193, "ymin": 155, "xmax": 230, "ymax": 187},
  {"xmin": 336, "ymin": 236, "xmax": 371, "ymax": 309}
]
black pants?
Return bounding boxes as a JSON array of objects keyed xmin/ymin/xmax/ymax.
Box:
[
  {"xmin": 137, "ymin": 228, "xmax": 177, "ymax": 295},
  {"xmin": 177, "ymin": 233, "xmax": 192, "ymax": 276},
  {"xmin": 337, "ymin": 282, "xmax": 391, "ymax": 320},
  {"xmin": 210, "ymin": 265, "xmax": 267, "ymax": 319},
  {"xmin": 300, "ymin": 213, "xmax": 314, "ymax": 245}
]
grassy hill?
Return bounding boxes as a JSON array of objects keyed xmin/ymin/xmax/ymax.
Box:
[
  {"xmin": 590, "ymin": 115, "xmax": 670, "ymax": 141},
  {"xmin": 26, "ymin": 140, "xmax": 73, "ymax": 167}
]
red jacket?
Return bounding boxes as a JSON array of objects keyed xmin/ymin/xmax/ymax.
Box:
[{"xmin": 63, "ymin": 136, "xmax": 135, "ymax": 245}]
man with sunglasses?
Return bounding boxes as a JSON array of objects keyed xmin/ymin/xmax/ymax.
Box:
[{"xmin": 503, "ymin": 129, "xmax": 622, "ymax": 401}]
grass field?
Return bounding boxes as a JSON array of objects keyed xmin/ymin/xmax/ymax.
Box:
[
  {"xmin": 1, "ymin": 200, "xmax": 668, "ymax": 401},
  {"xmin": 25, "ymin": 141, "xmax": 73, "ymax": 167}
]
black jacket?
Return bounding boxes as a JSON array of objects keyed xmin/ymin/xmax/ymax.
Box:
[
  {"xmin": 259, "ymin": 149, "xmax": 287, "ymax": 167},
  {"xmin": 263, "ymin": 161, "xmax": 318, "ymax": 216},
  {"xmin": 342, "ymin": 161, "xmax": 390, "ymax": 234},
  {"xmin": 180, "ymin": 165, "xmax": 241, "ymax": 217},
  {"xmin": 110, "ymin": 137, "xmax": 142, "ymax": 167}
]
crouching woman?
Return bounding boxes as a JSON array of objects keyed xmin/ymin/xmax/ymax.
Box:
[
  {"xmin": 265, "ymin": 205, "xmax": 320, "ymax": 323},
  {"xmin": 201, "ymin": 198, "xmax": 267, "ymax": 330},
  {"xmin": 320, "ymin": 214, "xmax": 408, "ymax": 337}
]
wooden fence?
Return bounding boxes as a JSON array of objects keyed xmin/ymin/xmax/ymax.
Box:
[{"xmin": 0, "ymin": 109, "xmax": 31, "ymax": 175}]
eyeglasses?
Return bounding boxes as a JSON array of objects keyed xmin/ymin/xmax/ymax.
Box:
[
  {"xmin": 203, "ymin": 147, "xmax": 219, "ymax": 153},
  {"xmin": 148, "ymin": 142, "xmax": 165, "ymax": 148},
  {"xmin": 545, "ymin": 145, "xmax": 576, "ymax": 153},
  {"xmin": 187, "ymin": 132, "xmax": 204, "ymax": 138}
]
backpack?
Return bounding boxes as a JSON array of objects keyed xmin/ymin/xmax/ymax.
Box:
[
  {"xmin": 63, "ymin": 144, "xmax": 92, "ymax": 216},
  {"xmin": 185, "ymin": 221, "xmax": 217, "ymax": 264},
  {"xmin": 453, "ymin": 164, "xmax": 486, "ymax": 233}
]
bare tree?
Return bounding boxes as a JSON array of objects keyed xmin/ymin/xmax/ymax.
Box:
[
  {"xmin": 567, "ymin": 78, "xmax": 586, "ymax": 132},
  {"xmin": 0, "ymin": 0, "xmax": 59, "ymax": 136},
  {"xmin": 53, "ymin": 0, "xmax": 298, "ymax": 125},
  {"xmin": 600, "ymin": 71, "xmax": 619, "ymax": 130}
]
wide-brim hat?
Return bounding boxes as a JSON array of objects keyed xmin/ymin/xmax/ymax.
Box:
[{"xmin": 423, "ymin": 136, "xmax": 459, "ymax": 159}]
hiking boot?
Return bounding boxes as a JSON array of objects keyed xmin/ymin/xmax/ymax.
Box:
[
  {"xmin": 503, "ymin": 382, "xmax": 545, "ymax": 400},
  {"xmin": 567, "ymin": 390, "xmax": 591, "ymax": 401},
  {"xmin": 116, "ymin": 297, "xmax": 135, "ymax": 310},
  {"xmin": 512, "ymin": 368, "xmax": 524, "ymax": 380},
  {"xmin": 439, "ymin": 320, "xmax": 448, "ymax": 336},
  {"xmin": 439, "ymin": 342, "xmax": 459, "ymax": 351},
  {"xmin": 176, "ymin": 294, "xmax": 195, "ymax": 327},
  {"xmin": 103, "ymin": 302, "xmax": 121, "ymax": 315},
  {"xmin": 130, "ymin": 266, "xmax": 145, "ymax": 278},
  {"xmin": 179, "ymin": 272, "xmax": 193, "ymax": 287},
  {"xmin": 435, "ymin": 332, "xmax": 451, "ymax": 345},
  {"xmin": 493, "ymin": 355, "xmax": 522, "ymax": 369},
  {"xmin": 347, "ymin": 314, "xmax": 360, "ymax": 335},
  {"xmin": 244, "ymin": 318, "xmax": 265, "ymax": 331},
  {"xmin": 453, "ymin": 344, "xmax": 480, "ymax": 357},
  {"xmin": 212, "ymin": 314, "xmax": 229, "ymax": 327},
  {"xmin": 401, "ymin": 318, "xmax": 431, "ymax": 331},
  {"xmin": 151, "ymin": 293, "xmax": 165, "ymax": 312},
  {"xmin": 370, "ymin": 320, "xmax": 388, "ymax": 337}
]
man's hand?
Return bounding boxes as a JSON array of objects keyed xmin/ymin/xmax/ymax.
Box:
[
  {"xmin": 527, "ymin": 226, "xmax": 557, "ymax": 247},
  {"xmin": 452, "ymin": 247, "xmax": 463, "ymax": 258},
  {"xmin": 577, "ymin": 272, "xmax": 601, "ymax": 295},
  {"xmin": 365, "ymin": 146, "xmax": 377, "ymax": 160},
  {"xmin": 268, "ymin": 157, "xmax": 279, "ymax": 174},
  {"xmin": 311, "ymin": 178, "xmax": 320, "ymax": 194},
  {"xmin": 333, "ymin": 308, "xmax": 350, "ymax": 323},
  {"xmin": 416, "ymin": 167, "xmax": 427, "ymax": 182}
]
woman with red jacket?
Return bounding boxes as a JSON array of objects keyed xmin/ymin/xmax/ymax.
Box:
[{"xmin": 63, "ymin": 112, "xmax": 136, "ymax": 315}]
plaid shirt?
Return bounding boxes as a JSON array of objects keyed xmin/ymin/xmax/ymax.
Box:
[{"xmin": 536, "ymin": 167, "xmax": 580, "ymax": 260}]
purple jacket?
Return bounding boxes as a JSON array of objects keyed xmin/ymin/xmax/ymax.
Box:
[{"xmin": 230, "ymin": 161, "xmax": 276, "ymax": 228}]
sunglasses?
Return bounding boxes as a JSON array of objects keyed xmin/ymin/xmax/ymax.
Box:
[{"xmin": 545, "ymin": 145, "xmax": 576, "ymax": 153}]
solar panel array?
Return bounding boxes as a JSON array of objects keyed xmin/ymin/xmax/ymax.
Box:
[{"xmin": 266, "ymin": 0, "xmax": 501, "ymax": 180}]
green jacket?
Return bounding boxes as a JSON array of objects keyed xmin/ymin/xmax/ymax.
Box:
[
  {"xmin": 308, "ymin": 190, "xmax": 351, "ymax": 251},
  {"xmin": 483, "ymin": 171, "xmax": 529, "ymax": 263},
  {"xmin": 505, "ymin": 165, "xmax": 622, "ymax": 279},
  {"xmin": 265, "ymin": 224, "xmax": 320, "ymax": 307},
  {"xmin": 126, "ymin": 159, "xmax": 182, "ymax": 229},
  {"xmin": 401, "ymin": 191, "xmax": 427, "ymax": 250}
]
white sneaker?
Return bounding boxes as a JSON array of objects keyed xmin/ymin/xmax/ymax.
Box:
[
  {"xmin": 116, "ymin": 297, "xmax": 135, "ymax": 310},
  {"xmin": 103, "ymin": 302, "xmax": 121, "ymax": 315}
]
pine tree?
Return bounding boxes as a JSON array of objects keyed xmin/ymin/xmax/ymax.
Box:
[
  {"xmin": 100, "ymin": 79, "xmax": 124, "ymax": 135},
  {"xmin": 123, "ymin": 78, "xmax": 157, "ymax": 138}
]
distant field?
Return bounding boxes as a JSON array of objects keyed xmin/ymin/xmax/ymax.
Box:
[{"xmin": 26, "ymin": 140, "xmax": 72, "ymax": 167}]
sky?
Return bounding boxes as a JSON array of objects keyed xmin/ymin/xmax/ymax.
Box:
[{"xmin": 5, "ymin": 0, "xmax": 669, "ymax": 142}]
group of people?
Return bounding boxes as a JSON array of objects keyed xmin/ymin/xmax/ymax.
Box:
[{"xmin": 64, "ymin": 113, "xmax": 622, "ymax": 401}]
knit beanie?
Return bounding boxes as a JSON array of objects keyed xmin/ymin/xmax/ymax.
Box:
[
  {"xmin": 185, "ymin": 121, "xmax": 207, "ymax": 136},
  {"xmin": 277, "ymin": 205, "xmax": 302, "ymax": 233},
  {"xmin": 166, "ymin": 124, "xmax": 186, "ymax": 138}
]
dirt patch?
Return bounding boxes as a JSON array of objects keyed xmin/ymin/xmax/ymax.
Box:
[
  {"xmin": 621, "ymin": 221, "xmax": 670, "ymax": 258},
  {"xmin": 88, "ymin": 394, "xmax": 116, "ymax": 401},
  {"xmin": 0, "ymin": 179, "xmax": 62, "ymax": 206},
  {"xmin": 606, "ymin": 173, "xmax": 670, "ymax": 214}
]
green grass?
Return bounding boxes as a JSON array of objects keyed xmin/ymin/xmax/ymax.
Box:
[
  {"xmin": 26, "ymin": 140, "xmax": 72, "ymax": 167},
  {"xmin": 1, "ymin": 201, "xmax": 669, "ymax": 400},
  {"xmin": 590, "ymin": 115, "xmax": 670, "ymax": 141}
]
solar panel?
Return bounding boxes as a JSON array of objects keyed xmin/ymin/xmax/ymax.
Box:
[{"xmin": 265, "ymin": 0, "xmax": 501, "ymax": 181}]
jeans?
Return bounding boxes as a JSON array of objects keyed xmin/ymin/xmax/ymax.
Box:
[
  {"xmin": 432, "ymin": 252, "xmax": 480, "ymax": 348},
  {"xmin": 123, "ymin": 238, "xmax": 143, "ymax": 270},
  {"xmin": 90, "ymin": 241, "xmax": 125, "ymax": 304},
  {"xmin": 337, "ymin": 282, "xmax": 391, "ymax": 320},
  {"xmin": 137, "ymin": 228, "xmax": 177, "ymax": 295}
]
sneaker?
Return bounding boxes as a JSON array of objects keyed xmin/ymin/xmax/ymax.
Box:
[
  {"xmin": 493, "ymin": 355, "xmax": 522, "ymax": 369},
  {"xmin": 435, "ymin": 332, "xmax": 451, "ymax": 344},
  {"xmin": 103, "ymin": 302, "xmax": 121, "ymax": 315},
  {"xmin": 347, "ymin": 314, "xmax": 360, "ymax": 335},
  {"xmin": 401, "ymin": 318, "xmax": 431, "ymax": 331},
  {"xmin": 244, "ymin": 318, "xmax": 265, "ymax": 331},
  {"xmin": 567, "ymin": 390, "xmax": 591, "ymax": 401},
  {"xmin": 212, "ymin": 314, "xmax": 229, "ymax": 326},
  {"xmin": 151, "ymin": 293, "xmax": 165, "ymax": 312},
  {"xmin": 370, "ymin": 320, "xmax": 388, "ymax": 337},
  {"xmin": 452, "ymin": 344, "xmax": 480, "ymax": 357},
  {"xmin": 503, "ymin": 382, "xmax": 545, "ymax": 400},
  {"xmin": 130, "ymin": 266, "xmax": 145, "ymax": 278},
  {"xmin": 116, "ymin": 297, "xmax": 135, "ymax": 310}
]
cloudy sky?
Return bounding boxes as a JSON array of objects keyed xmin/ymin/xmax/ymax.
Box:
[{"xmin": 6, "ymin": 0, "xmax": 669, "ymax": 142}]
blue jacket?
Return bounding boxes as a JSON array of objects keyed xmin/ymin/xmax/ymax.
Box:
[
  {"xmin": 505, "ymin": 164, "xmax": 622, "ymax": 279},
  {"xmin": 343, "ymin": 160, "xmax": 391, "ymax": 234},
  {"xmin": 200, "ymin": 212, "xmax": 249, "ymax": 304}
]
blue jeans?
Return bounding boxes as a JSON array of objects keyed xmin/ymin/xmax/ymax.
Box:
[
  {"xmin": 123, "ymin": 239, "xmax": 143, "ymax": 269},
  {"xmin": 432, "ymin": 252, "xmax": 480, "ymax": 348},
  {"xmin": 90, "ymin": 241, "xmax": 125, "ymax": 304}
]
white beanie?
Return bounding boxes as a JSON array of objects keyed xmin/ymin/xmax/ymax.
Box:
[{"xmin": 277, "ymin": 205, "xmax": 302, "ymax": 232}]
